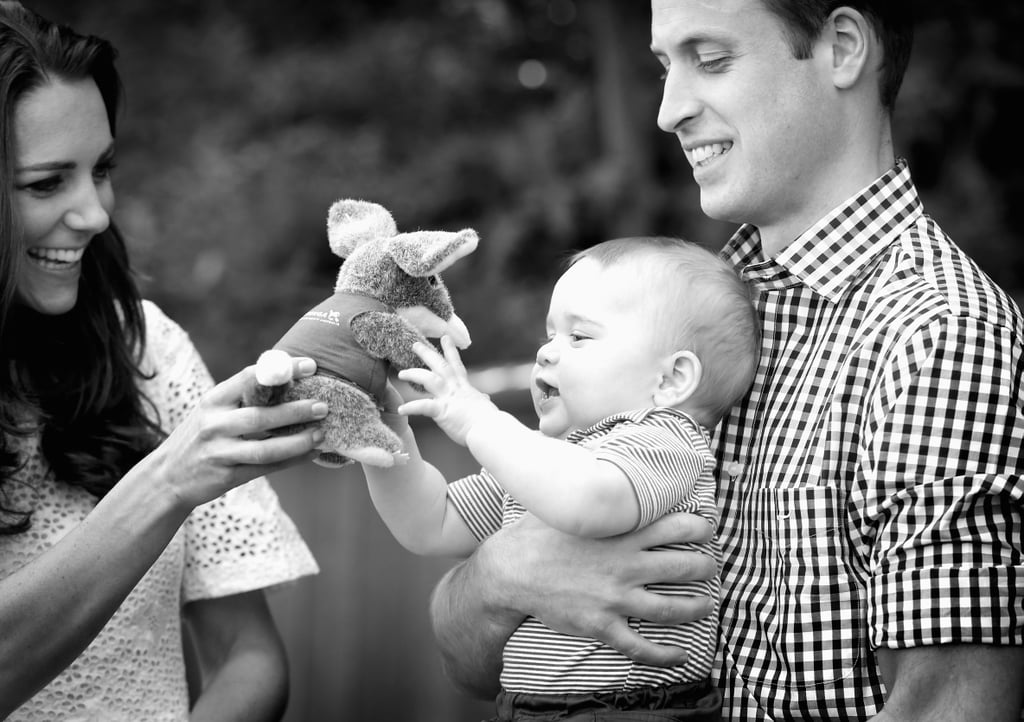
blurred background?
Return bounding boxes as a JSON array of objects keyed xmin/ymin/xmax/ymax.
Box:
[{"xmin": 28, "ymin": 1, "xmax": 1024, "ymax": 720}]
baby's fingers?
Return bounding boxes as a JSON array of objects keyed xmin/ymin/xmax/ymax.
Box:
[
  {"xmin": 439, "ymin": 335, "xmax": 468, "ymax": 375},
  {"xmin": 410, "ymin": 341, "xmax": 448, "ymax": 372},
  {"xmin": 398, "ymin": 398, "xmax": 441, "ymax": 419},
  {"xmin": 398, "ymin": 367, "xmax": 440, "ymax": 392}
]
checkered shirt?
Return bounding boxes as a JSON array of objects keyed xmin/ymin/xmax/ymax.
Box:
[{"xmin": 713, "ymin": 159, "xmax": 1024, "ymax": 720}]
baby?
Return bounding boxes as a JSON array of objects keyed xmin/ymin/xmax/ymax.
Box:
[{"xmin": 364, "ymin": 236, "xmax": 759, "ymax": 720}]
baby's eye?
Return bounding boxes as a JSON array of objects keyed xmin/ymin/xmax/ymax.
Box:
[{"xmin": 569, "ymin": 332, "xmax": 591, "ymax": 344}]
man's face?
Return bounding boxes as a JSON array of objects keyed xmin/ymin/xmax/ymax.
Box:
[{"xmin": 650, "ymin": 0, "xmax": 841, "ymax": 240}]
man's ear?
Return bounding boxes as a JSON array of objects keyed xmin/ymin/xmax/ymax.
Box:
[
  {"xmin": 823, "ymin": 6, "xmax": 872, "ymax": 91},
  {"xmin": 652, "ymin": 350, "xmax": 701, "ymax": 407}
]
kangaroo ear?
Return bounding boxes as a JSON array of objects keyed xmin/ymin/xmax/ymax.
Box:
[
  {"xmin": 326, "ymin": 199, "xmax": 398, "ymax": 258},
  {"xmin": 387, "ymin": 228, "xmax": 479, "ymax": 277}
]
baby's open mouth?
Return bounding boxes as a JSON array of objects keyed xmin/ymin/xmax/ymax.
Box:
[{"xmin": 536, "ymin": 379, "xmax": 559, "ymax": 400}]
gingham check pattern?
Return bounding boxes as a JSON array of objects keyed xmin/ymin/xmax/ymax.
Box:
[
  {"xmin": 448, "ymin": 408, "xmax": 721, "ymax": 694},
  {"xmin": 713, "ymin": 160, "xmax": 1024, "ymax": 720}
]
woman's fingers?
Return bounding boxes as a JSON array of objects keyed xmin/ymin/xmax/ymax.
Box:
[
  {"xmin": 231, "ymin": 435, "xmax": 323, "ymax": 468},
  {"xmin": 206, "ymin": 356, "xmax": 318, "ymax": 407},
  {"xmin": 213, "ymin": 400, "xmax": 328, "ymax": 438}
]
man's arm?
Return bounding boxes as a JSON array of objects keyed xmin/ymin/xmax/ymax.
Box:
[
  {"xmin": 874, "ymin": 645, "xmax": 1024, "ymax": 721},
  {"xmin": 429, "ymin": 511, "xmax": 718, "ymax": 697}
]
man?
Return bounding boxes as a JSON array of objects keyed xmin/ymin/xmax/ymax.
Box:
[{"xmin": 429, "ymin": 2, "xmax": 1024, "ymax": 719}]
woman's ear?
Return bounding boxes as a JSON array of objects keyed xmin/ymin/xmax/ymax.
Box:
[
  {"xmin": 652, "ymin": 350, "xmax": 702, "ymax": 407},
  {"xmin": 825, "ymin": 6, "xmax": 872, "ymax": 91}
]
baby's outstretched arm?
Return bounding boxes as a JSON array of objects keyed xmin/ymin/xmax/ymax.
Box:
[
  {"xmin": 361, "ymin": 383, "xmax": 478, "ymax": 557},
  {"xmin": 400, "ymin": 337, "xmax": 640, "ymax": 538}
]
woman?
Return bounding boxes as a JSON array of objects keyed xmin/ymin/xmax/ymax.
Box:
[{"xmin": 0, "ymin": 2, "xmax": 323, "ymax": 719}]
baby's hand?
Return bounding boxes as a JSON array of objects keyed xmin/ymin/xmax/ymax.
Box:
[{"xmin": 398, "ymin": 336, "xmax": 498, "ymax": 446}]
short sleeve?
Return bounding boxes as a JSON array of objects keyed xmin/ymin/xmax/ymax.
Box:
[
  {"xmin": 593, "ymin": 410, "xmax": 715, "ymax": 529},
  {"xmin": 182, "ymin": 478, "xmax": 319, "ymax": 601},
  {"xmin": 137, "ymin": 301, "xmax": 319, "ymax": 602},
  {"xmin": 861, "ymin": 315, "xmax": 1024, "ymax": 647},
  {"xmin": 447, "ymin": 469, "xmax": 506, "ymax": 542}
]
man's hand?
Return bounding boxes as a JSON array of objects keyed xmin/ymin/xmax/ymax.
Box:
[
  {"xmin": 495, "ymin": 512, "xmax": 717, "ymax": 665},
  {"xmin": 431, "ymin": 510, "xmax": 717, "ymax": 695},
  {"xmin": 398, "ymin": 336, "xmax": 500, "ymax": 446}
]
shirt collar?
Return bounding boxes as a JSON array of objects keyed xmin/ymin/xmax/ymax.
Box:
[{"xmin": 721, "ymin": 159, "xmax": 923, "ymax": 302}]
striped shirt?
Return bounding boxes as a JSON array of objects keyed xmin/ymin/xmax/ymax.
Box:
[
  {"xmin": 448, "ymin": 407, "xmax": 720, "ymax": 694},
  {"xmin": 714, "ymin": 159, "xmax": 1024, "ymax": 720}
]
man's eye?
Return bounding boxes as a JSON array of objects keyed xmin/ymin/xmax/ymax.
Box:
[{"xmin": 698, "ymin": 56, "xmax": 732, "ymax": 72}]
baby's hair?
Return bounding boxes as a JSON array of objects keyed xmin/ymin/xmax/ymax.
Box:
[{"xmin": 568, "ymin": 236, "xmax": 759, "ymax": 425}]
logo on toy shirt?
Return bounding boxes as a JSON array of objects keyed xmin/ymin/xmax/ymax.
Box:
[
  {"xmin": 301, "ymin": 308, "xmax": 342, "ymax": 326},
  {"xmin": 273, "ymin": 292, "xmax": 391, "ymax": 403}
]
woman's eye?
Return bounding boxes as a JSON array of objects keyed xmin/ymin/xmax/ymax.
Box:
[
  {"xmin": 21, "ymin": 176, "xmax": 62, "ymax": 194},
  {"xmin": 93, "ymin": 160, "xmax": 117, "ymax": 181}
]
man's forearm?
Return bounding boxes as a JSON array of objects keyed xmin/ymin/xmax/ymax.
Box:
[{"xmin": 429, "ymin": 553, "xmax": 523, "ymax": 698}]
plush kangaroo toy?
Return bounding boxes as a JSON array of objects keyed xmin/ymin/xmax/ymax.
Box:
[{"xmin": 243, "ymin": 199, "xmax": 478, "ymax": 468}]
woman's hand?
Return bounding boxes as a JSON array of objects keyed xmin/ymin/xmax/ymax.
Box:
[{"xmin": 142, "ymin": 356, "xmax": 327, "ymax": 509}]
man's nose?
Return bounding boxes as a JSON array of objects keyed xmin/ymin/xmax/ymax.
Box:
[{"xmin": 657, "ymin": 66, "xmax": 701, "ymax": 134}]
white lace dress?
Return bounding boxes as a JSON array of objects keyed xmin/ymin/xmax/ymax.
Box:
[{"xmin": 0, "ymin": 301, "xmax": 319, "ymax": 721}]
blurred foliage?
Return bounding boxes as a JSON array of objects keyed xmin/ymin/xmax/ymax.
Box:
[{"xmin": 28, "ymin": 0, "xmax": 1024, "ymax": 379}]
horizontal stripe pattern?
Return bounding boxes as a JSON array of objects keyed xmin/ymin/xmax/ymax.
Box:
[{"xmin": 447, "ymin": 408, "xmax": 720, "ymax": 693}]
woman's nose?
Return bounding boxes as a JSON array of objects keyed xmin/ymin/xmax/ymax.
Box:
[{"xmin": 64, "ymin": 181, "xmax": 111, "ymax": 234}]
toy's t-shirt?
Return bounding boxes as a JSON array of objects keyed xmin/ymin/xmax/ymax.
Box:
[{"xmin": 273, "ymin": 292, "xmax": 390, "ymax": 402}]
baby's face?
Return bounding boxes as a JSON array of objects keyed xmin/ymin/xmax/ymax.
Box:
[{"xmin": 531, "ymin": 258, "xmax": 670, "ymax": 438}]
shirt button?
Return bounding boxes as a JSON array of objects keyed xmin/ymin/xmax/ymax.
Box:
[{"xmin": 725, "ymin": 461, "xmax": 746, "ymax": 477}]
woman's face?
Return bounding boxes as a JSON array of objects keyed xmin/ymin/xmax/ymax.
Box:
[{"xmin": 12, "ymin": 77, "xmax": 115, "ymax": 315}]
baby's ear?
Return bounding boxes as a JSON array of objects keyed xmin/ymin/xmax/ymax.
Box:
[{"xmin": 652, "ymin": 350, "xmax": 702, "ymax": 408}]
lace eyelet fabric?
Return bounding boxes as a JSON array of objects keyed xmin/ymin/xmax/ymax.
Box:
[{"xmin": 0, "ymin": 302, "xmax": 318, "ymax": 721}]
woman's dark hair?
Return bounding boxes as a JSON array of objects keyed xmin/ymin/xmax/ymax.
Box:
[
  {"xmin": 0, "ymin": 1, "xmax": 162, "ymax": 532},
  {"xmin": 762, "ymin": 0, "xmax": 914, "ymax": 110}
]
